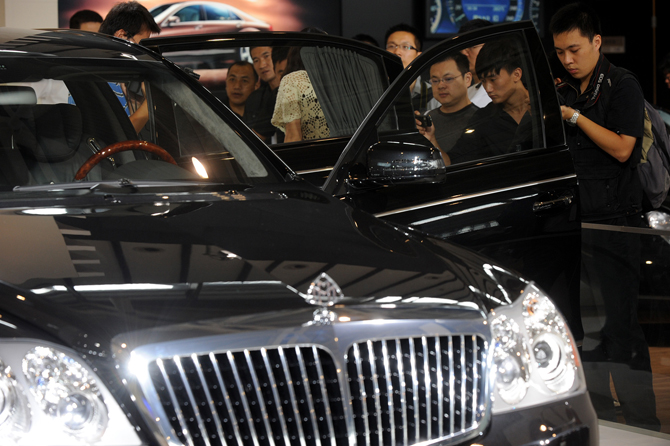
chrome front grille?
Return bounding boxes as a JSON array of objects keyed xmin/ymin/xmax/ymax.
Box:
[
  {"xmin": 346, "ymin": 335, "xmax": 487, "ymax": 446},
  {"xmin": 146, "ymin": 335, "xmax": 488, "ymax": 446},
  {"xmin": 149, "ymin": 346, "xmax": 347, "ymax": 446}
]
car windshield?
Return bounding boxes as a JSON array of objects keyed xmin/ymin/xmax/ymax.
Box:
[{"xmin": 0, "ymin": 55, "xmax": 281, "ymax": 191}]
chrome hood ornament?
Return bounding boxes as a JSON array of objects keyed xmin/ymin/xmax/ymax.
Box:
[{"xmin": 304, "ymin": 273, "xmax": 344, "ymax": 324}]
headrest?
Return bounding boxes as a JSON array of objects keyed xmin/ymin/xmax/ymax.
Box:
[
  {"xmin": 12, "ymin": 104, "xmax": 83, "ymax": 162},
  {"xmin": 0, "ymin": 86, "xmax": 37, "ymax": 105}
]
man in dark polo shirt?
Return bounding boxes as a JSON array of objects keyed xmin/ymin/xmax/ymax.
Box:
[
  {"xmin": 552, "ymin": 3, "xmax": 659, "ymax": 431},
  {"xmin": 416, "ymin": 53, "xmax": 477, "ymax": 157}
]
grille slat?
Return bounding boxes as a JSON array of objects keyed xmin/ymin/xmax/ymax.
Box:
[
  {"xmin": 295, "ymin": 347, "xmax": 321, "ymax": 445},
  {"xmin": 261, "ymin": 349, "xmax": 291, "ymax": 446},
  {"xmin": 193, "ymin": 355, "xmax": 228, "ymax": 446},
  {"xmin": 210, "ymin": 352, "xmax": 245, "ymax": 446},
  {"xmin": 175, "ymin": 356, "xmax": 212, "ymax": 446},
  {"xmin": 311, "ymin": 346, "xmax": 336, "ymax": 446},
  {"xmin": 157, "ymin": 358, "xmax": 197, "ymax": 446},
  {"xmin": 245, "ymin": 350, "xmax": 275, "ymax": 446},
  {"xmin": 147, "ymin": 336, "xmax": 486, "ymax": 446}
]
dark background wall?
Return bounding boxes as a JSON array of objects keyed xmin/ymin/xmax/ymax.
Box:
[{"xmin": 341, "ymin": 0, "xmax": 670, "ymax": 108}]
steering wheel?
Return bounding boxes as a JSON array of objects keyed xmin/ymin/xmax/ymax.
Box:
[{"xmin": 74, "ymin": 140, "xmax": 177, "ymax": 181}]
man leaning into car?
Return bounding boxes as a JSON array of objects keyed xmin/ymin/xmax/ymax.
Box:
[{"xmin": 99, "ymin": 1, "xmax": 161, "ymax": 134}]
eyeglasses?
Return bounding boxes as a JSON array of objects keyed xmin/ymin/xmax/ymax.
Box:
[
  {"xmin": 386, "ymin": 44, "xmax": 418, "ymax": 52},
  {"xmin": 429, "ymin": 75, "xmax": 464, "ymax": 86}
]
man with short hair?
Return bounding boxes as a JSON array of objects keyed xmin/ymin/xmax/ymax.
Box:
[
  {"xmin": 448, "ymin": 38, "xmax": 531, "ymax": 165},
  {"xmin": 99, "ymin": 1, "xmax": 161, "ymax": 133},
  {"xmin": 458, "ymin": 19, "xmax": 493, "ymax": 107},
  {"xmin": 224, "ymin": 61, "xmax": 257, "ymax": 118},
  {"xmin": 416, "ymin": 53, "xmax": 477, "ymax": 154},
  {"xmin": 385, "ymin": 23, "xmax": 439, "ymax": 112},
  {"xmin": 99, "ymin": 1, "xmax": 160, "ymax": 44},
  {"xmin": 244, "ymin": 47, "xmax": 285, "ymax": 142},
  {"xmin": 69, "ymin": 9, "xmax": 103, "ymax": 32},
  {"xmin": 551, "ymin": 3, "xmax": 659, "ymax": 431}
]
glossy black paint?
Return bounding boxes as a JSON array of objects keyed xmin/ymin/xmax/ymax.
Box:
[{"xmin": 144, "ymin": 23, "xmax": 581, "ymax": 330}]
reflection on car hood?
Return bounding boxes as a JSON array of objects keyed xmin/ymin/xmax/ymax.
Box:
[{"xmin": 0, "ymin": 183, "xmax": 524, "ymax": 350}]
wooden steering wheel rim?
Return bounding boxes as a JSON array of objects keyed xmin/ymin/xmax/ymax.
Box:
[{"xmin": 74, "ymin": 140, "xmax": 177, "ymax": 181}]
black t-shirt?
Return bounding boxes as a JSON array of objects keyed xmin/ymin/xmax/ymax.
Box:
[
  {"xmin": 243, "ymin": 82, "xmax": 279, "ymax": 141},
  {"xmin": 427, "ymin": 103, "xmax": 478, "ymax": 153},
  {"xmin": 558, "ymin": 58, "xmax": 644, "ymax": 221},
  {"xmin": 449, "ymin": 102, "xmax": 532, "ymax": 164}
]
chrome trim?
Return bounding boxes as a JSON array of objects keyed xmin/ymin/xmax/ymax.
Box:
[
  {"xmin": 245, "ymin": 350, "xmax": 275, "ymax": 446},
  {"xmin": 409, "ymin": 338, "xmax": 419, "ymax": 443},
  {"xmin": 582, "ymin": 221, "xmax": 670, "ymax": 235},
  {"xmin": 313, "ymin": 345, "xmax": 337, "ymax": 446},
  {"xmin": 448, "ymin": 337, "xmax": 455, "ymax": 435},
  {"xmin": 229, "ymin": 350, "xmax": 262, "ymax": 446},
  {"xmin": 460, "ymin": 336, "xmax": 466, "ymax": 433},
  {"xmin": 210, "ymin": 352, "xmax": 245, "ymax": 446},
  {"xmin": 436, "ymin": 337, "xmax": 443, "ymax": 438},
  {"xmin": 422, "ymin": 336, "xmax": 431, "ymax": 439},
  {"xmin": 396, "ymin": 340, "xmax": 408, "ymax": 446},
  {"xmin": 261, "ymin": 348, "xmax": 291, "ymax": 446},
  {"xmin": 157, "ymin": 358, "xmax": 195, "ymax": 446},
  {"xmin": 296, "ymin": 347, "xmax": 321, "ymax": 446},
  {"xmin": 367, "ymin": 339, "xmax": 383, "ymax": 446},
  {"xmin": 382, "ymin": 340, "xmax": 395, "ymax": 446},
  {"xmin": 374, "ymin": 174, "xmax": 577, "ymax": 218},
  {"xmin": 471, "ymin": 336, "xmax": 478, "ymax": 429},
  {"xmin": 175, "ymin": 356, "xmax": 211, "ymax": 446},
  {"xmin": 193, "ymin": 354, "xmax": 227, "ymax": 445},
  {"xmin": 296, "ymin": 167, "xmax": 334, "ymax": 175},
  {"xmin": 115, "ymin": 309, "xmax": 492, "ymax": 446}
]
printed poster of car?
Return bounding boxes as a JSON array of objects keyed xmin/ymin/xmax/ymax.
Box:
[{"xmin": 58, "ymin": 0, "xmax": 341, "ymax": 35}]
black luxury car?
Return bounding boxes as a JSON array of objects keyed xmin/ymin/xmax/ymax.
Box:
[{"xmin": 0, "ymin": 28, "xmax": 595, "ymax": 445}]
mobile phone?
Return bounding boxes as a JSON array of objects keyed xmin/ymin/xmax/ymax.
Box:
[{"xmin": 417, "ymin": 113, "xmax": 432, "ymax": 128}]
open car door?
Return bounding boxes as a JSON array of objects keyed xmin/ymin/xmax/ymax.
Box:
[{"xmin": 324, "ymin": 22, "xmax": 582, "ymax": 333}]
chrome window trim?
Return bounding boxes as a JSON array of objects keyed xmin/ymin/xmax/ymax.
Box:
[{"xmin": 374, "ymin": 174, "xmax": 577, "ymax": 218}]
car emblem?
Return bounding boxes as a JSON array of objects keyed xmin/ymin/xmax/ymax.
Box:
[{"xmin": 304, "ymin": 273, "xmax": 343, "ymax": 324}]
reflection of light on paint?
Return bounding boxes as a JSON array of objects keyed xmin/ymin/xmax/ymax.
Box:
[
  {"xmin": 192, "ymin": 157, "xmax": 209, "ymax": 178},
  {"xmin": 16, "ymin": 295, "xmax": 26, "ymax": 301},
  {"xmin": 23, "ymin": 208, "xmax": 68, "ymax": 215},
  {"xmin": 646, "ymin": 260, "xmax": 653, "ymax": 264},
  {"xmin": 338, "ymin": 316, "xmax": 351, "ymax": 322}
]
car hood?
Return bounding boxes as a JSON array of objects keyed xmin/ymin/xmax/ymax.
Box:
[{"xmin": 0, "ymin": 182, "xmax": 524, "ymax": 350}]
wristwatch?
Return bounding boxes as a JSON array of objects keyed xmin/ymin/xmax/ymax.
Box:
[{"xmin": 565, "ymin": 109, "xmax": 580, "ymax": 126}]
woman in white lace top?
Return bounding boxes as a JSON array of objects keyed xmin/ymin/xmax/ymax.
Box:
[{"xmin": 271, "ymin": 33, "xmax": 330, "ymax": 142}]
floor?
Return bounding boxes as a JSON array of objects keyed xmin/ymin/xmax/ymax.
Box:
[{"xmin": 599, "ymin": 421, "xmax": 670, "ymax": 445}]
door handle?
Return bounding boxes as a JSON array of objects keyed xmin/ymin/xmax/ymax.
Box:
[{"xmin": 533, "ymin": 193, "xmax": 573, "ymax": 213}]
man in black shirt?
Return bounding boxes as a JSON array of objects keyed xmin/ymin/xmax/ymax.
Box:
[
  {"xmin": 552, "ymin": 3, "xmax": 659, "ymax": 431},
  {"xmin": 244, "ymin": 46, "xmax": 287, "ymax": 143},
  {"xmin": 447, "ymin": 38, "xmax": 531, "ymax": 165}
]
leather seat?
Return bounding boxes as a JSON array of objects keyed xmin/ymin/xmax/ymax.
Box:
[{"xmin": 11, "ymin": 103, "xmax": 104, "ymax": 184}]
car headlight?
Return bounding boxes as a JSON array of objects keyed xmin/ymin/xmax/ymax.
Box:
[
  {"xmin": 0, "ymin": 340, "xmax": 142, "ymax": 445},
  {"xmin": 646, "ymin": 210, "xmax": 670, "ymax": 244},
  {"xmin": 488, "ymin": 282, "xmax": 583, "ymax": 412}
]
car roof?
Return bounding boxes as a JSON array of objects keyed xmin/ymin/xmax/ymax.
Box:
[{"xmin": 0, "ymin": 28, "xmax": 160, "ymax": 61}]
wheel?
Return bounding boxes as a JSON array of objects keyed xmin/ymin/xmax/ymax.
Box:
[{"xmin": 74, "ymin": 140, "xmax": 177, "ymax": 181}]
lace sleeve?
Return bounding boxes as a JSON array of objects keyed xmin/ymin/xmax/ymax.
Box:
[{"xmin": 271, "ymin": 73, "xmax": 302, "ymax": 132}]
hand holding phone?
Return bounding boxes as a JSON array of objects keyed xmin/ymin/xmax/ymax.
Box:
[{"xmin": 416, "ymin": 113, "xmax": 432, "ymax": 128}]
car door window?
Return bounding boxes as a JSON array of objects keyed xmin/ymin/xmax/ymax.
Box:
[
  {"xmin": 162, "ymin": 43, "xmax": 391, "ymax": 147},
  {"xmin": 204, "ymin": 4, "xmax": 240, "ymax": 21},
  {"xmin": 174, "ymin": 6, "xmax": 201, "ymax": 22},
  {"xmin": 379, "ymin": 32, "xmax": 544, "ymax": 167}
]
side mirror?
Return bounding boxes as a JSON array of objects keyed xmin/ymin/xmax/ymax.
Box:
[
  {"xmin": 165, "ymin": 16, "xmax": 180, "ymax": 27},
  {"xmin": 348, "ymin": 141, "xmax": 446, "ymax": 189}
]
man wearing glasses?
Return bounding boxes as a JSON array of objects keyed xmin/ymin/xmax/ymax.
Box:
[
  {"xmin": 385, "ymin": 23, "xmax": 439, "ymax": 112},
  {"xmin": 416, "ymin": 53, "xmax": 477, "ymax": 155}
]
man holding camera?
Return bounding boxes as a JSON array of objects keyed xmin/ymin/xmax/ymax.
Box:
[{"xmin": 416, "ymin": 53, "xmax": 477, "ymax": 155}]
